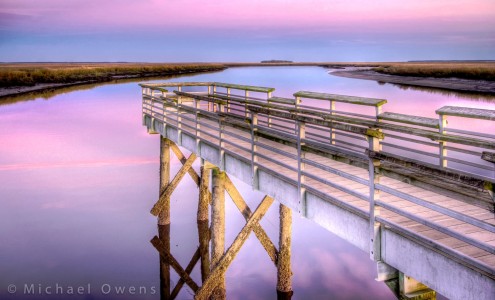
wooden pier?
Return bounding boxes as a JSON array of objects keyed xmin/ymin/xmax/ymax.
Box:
[{"xmin": 140, "ymin": 81, "xmax": 495, "ymax": 300}]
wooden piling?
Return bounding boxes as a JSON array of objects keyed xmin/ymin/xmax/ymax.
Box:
[
  {"xmin": 158, "ymin": 137, "xmax": 171, "ymax": 225},
  {"xmin": 277, "ymin": 204, "xmax": 293, "ymax": 299},
  {"xmin": 210, "ymin": 168, "xmax": 226, "ymax": 300},
  {"xmin": 198, "ymin": 166, "xmax": 211, "ymax": 282},
  {"xmin": 158, "ymin": 137, "xmax": 171, "ymax": 299}
]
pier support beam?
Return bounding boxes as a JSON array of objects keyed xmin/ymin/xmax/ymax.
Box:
[
  {"xmin": 159, "ymin": 137, "xmax": 171, "ymax": 225},
  {"xmin": 277, "ymin": 204, "xmax": 293, "ymax": 299},
  {"xmin": 399, "ymin": 273, "xmax": 436, "ymax": 300},
  {"xmin": 198, "ymin": 165, "xmax": 211, "ymax": 282},
  {"xmin": 158, "ymin": 137, "xmax": 171, "ymax": 299},
  {"xmin": 210, "ymin": 168, "xmax": 226, "ymax": 300}
]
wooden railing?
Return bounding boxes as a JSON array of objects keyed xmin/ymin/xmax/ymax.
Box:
[{"xmin": 140, "ymin": 82, "xmax": 495, "ymax": 276}]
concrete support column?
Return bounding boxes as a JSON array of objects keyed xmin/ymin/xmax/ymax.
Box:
[
  {"xmin": 277, "ymin": 204, "xmax": 293, "ymax": 299},
  {"xmin": 210, "ymin": 168, "xmax": 226, "ymax": 300},
  {"xmin": 158, "ymin": 137, "xmax": 171, "ymax": 299}
]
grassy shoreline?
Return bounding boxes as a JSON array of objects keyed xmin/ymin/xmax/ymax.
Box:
[
  {"xmin": 372, "ymin": 62, "xmax": 495, "ymax": 81},
  {"xmin": 0, "ymin": 63, "xmax": 227, "ymax": 87}
]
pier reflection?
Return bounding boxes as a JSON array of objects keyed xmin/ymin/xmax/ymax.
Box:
[
  {"xmin": 150, "ymin": 170, "xmax": 293, "ymax": 299},
  {"xmin": 148, "ymin": 138, "xmax": 433, "ymax": 300}
]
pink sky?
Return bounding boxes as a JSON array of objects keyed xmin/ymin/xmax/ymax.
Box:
[{"xmin": 1, "ymin": 0, "xmax": 494, "ymax": 61}]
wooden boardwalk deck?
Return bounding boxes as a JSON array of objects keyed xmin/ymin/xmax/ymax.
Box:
[{"xmin": 140, "ymin": 82, "xmax": 495, "ymax": 299}]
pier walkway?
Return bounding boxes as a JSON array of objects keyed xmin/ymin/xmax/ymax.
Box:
[{"xmin": 140, "ymin": 82, "xmax": 495, "ymax": 300}]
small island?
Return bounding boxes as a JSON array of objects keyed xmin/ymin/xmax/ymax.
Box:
[{"xmin": 260, "ymin": 60, "xmax": 294, "ymax": 63}]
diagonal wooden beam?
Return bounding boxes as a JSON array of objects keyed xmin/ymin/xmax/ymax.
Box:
[
  {"xmin": 151, "ymin": 153, "xmax": 197, "ymax": 216},
  {"xmin": 151, "ymin": 236, "xmax": 199, "ymax": 292},
  {"xmin": 224, "ymin": 175, "xmax": 278, "ymax": 265},
  {"xmin": 194, "ymin": 196, "xmax": 274, "ymax": 300},
  {"xmin": 170, "ymin": 248, "xmax": 201, "ymax": 299},
  {"xmin": 170, "ymin": 143, "xmax": 212, "ymax": 204},
  {"xmin": 170, "ymin": 143, "xmax": 200, "ymax": 186}
]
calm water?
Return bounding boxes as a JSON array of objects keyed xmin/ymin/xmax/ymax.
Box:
[{"xmin": 1, "ymin": 67, "xmax": 494, "ymax": 300}]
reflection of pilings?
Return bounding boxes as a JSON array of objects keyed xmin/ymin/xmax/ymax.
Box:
[
  {"xmin": 195, "ymin": 196, "xmax": 274, "ymax": 300},
  {"xmin": 277, "ymin": 204, "xmax": 293, "ymax": 300},
  {"xmin": 211, "ymin": 168, "xmax": 226, "ymax": 300},
  {"xmin": 158, "ymin": 224, "xmax": 171, "ymax": 299},
  {"xmin": 159, "ymin": 137, "xmax": 171, "ymax": 299},
  {"xmin": 198, "ymin": 165, "xmax": 211, "ymax": 283}
]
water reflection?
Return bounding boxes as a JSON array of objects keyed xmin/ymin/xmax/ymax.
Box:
[
  {"xmin": 0, "ymin": 66, "xmax": 474, "ymax": 299},
  {"xmin": 0, "ymin": 73, "xmax": 221, "ymax": 107}
]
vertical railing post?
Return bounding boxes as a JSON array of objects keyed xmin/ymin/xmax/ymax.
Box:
[
  {"xmin": 368, "ymin": 133, "xmax": 382, "ymax": 261},
  {"xmin": 329, "ymin": 100, "xmax": 335, "ymax": 145},
  {"xmin": 213, "ymin": 85, "xmax": 217, "ymax": 112},
  {"xmin": 267, "ymin": 92, "xmax": 272, "ymax": 128},
  {"xmin": 226, "ymin": 88, "xmax": 231, "ymax": 113},
  {"xmin": 294, "ymin": 96, "xmax": 301, "ymax": 134},
  {"xmin": 176, "ymin": 86, "xmax": 183, "ymax": 145},
  {"xmin": 244, "ymin": 90, "xmax": 250, "ymax": 118},
  {"xmin": 218, "ymin": 117, "xmax": 225, "ymax": 171},
  {"xmin": 207, "ymin": 85, "xmax": 212, "ymax": 112},
  {"xmin": 150, "ymin": 89, "xmax": 156, "ymax": 131},
  {"xmin": 162, "ymin": 91, "xmax": 168, "ymax": 133},
  {"xmin": 218, "ymin": 99, "xmax": 225, "ymax": 170},
  {"xmin": 297, "ymin": 121, "xmax": 306, "ymax": 215},
  {"xmin": 251, "ymin": 112, "xmax": 259, "ymax": 188},
  {"xmin": 438, "ymin": 113, "xmax": 448, "ymax": 168},
  {"xmin": 195, "ymin": 98, "xmax": 201, "ymax": 153}
]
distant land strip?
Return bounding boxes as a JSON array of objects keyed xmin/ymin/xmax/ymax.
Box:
[
  {"xmin": 0, "ymin": 63, "xmax": 227, "ymax": 98},
  {"xmin": 330, "ymin": 69, "xmax": 495, "ymax": 94},
  {"xmin": 1, "ymin": 61, "xmax": 495, "ymax": 98}
]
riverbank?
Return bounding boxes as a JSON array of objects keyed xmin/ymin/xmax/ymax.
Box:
[
  {"xmin": 2, "ymin": 62, "xmax": 495, "ymax": 98},
  {"xmin": 0, "ymin": 63, "xmax": 227, "ymax": 98},
  {"xmin": 330, "ymin": 69, "xmax": 495, "ymax": 94}
]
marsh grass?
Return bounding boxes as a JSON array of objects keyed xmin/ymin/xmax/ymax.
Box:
[
  {"xmin": 0, "ymin": 63, "xmax": 226, "ymax": 87},
  {"xmin": 373, "ymin": 63, "xmax": 495, "ymax": 81}
]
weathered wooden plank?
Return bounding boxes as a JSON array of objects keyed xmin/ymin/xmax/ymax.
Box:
[
  {"xmin": 140, "ymin": 82, "xmax": 213, "ymax": 89},
  {"xmin": 368, "ymin": 150, "xmax": 491, "ymax": 189},
  {"xmin": 213, "ymin": 82, "xmax": 275, "ymax": 93},
  {"xmin": 249, "ymin": 106, "xmax": 384, "ymax": 138},
  {"xmin": 436, "ymin": 106, "xmax": 495, "ymax": 121},
  {"xmin": 378, "ymin": 112, "xmax": 439, "ymax": 128},
  {"xmin": 294, "ymin": 91, "xmax": 387, "ymax": 106},
  {"xmin": 269, "ymin": 96, "xmax": 296, "ymax": 105},
  {"xmin": 482, "ymin": 151, "xmax": 495, "ymax": 163}
]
